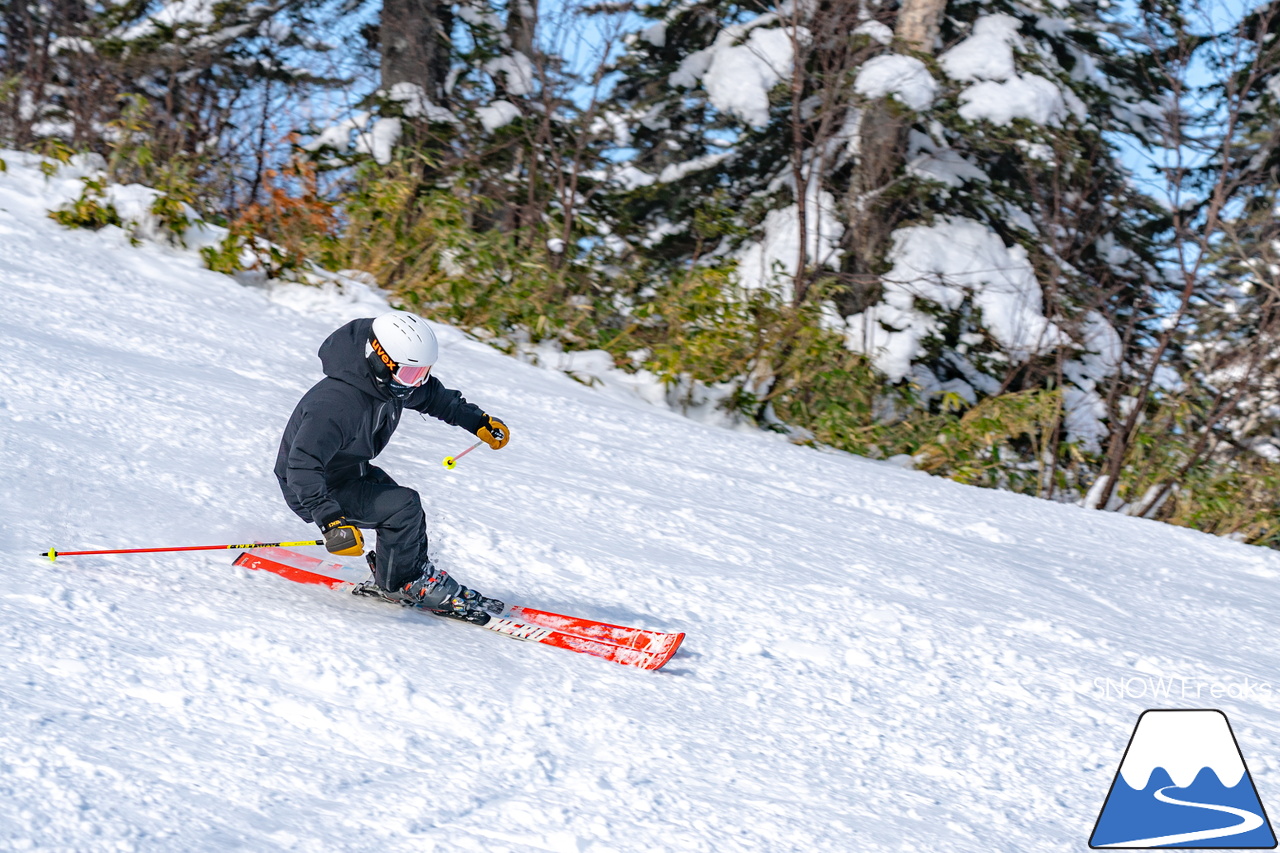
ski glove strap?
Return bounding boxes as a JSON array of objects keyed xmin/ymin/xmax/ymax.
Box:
[
  {"xmin": 321, "ymin": 517, "xmax": 365, "ymax": 557},
  {"xmin": 477, "ymin": 415, "xmax": 510, "ymax": 450}
]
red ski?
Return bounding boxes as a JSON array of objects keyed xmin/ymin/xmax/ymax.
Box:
[
  {"xmin": 506, "ymin": 605, "xmax": 684, "ymax": 664},
  {"xmin": 232, "ymin": 547, "xmax": 684, "ymax": 671}
]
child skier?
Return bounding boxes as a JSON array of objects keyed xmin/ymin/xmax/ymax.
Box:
[{"xmin": 274, "ymin": 310, "xmax": 509, "ymax": 623}]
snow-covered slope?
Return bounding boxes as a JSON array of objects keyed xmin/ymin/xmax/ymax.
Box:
[{"xmin": 3, "ymin": 152, "xmax": 1280, "ymax": 852}]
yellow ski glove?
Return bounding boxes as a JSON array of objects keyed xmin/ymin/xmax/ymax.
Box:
[
  {"xmin": 321, "ymin": 517, "xmax": 365, "ymax": 557},
  {"xmin": 477, "ymin": 415, "xmax": 510, "ymax": 450}
]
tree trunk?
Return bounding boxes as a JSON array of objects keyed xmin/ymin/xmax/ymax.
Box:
[
  {"xmin": 895, "ymin": 0, "xmax": 947, "ymax": 52},
  {"xmin": 841, "ymin": 0, "xmax": 947, "ymax": 304},
  {"xmin": 507, "ymin": 0, "xmax": 535, "ymax": 58},
  {"xmin": 380, "ymin": 0, "xmax": 451, "ymax": 103}
]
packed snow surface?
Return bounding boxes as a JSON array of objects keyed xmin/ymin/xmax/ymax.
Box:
[{"xmin": 4, "ymin": 152, "xmax": 1280, "ymax": 851}]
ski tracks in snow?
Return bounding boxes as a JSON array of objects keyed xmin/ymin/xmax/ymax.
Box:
[{"xmin": 6, "ymin": 152, "xmax": 1280, "ymax": 849}]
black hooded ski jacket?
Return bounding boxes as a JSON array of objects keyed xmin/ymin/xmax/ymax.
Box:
[{"xmin": 274, "ymin": 318, "xmax": 487, "ymax": 527}]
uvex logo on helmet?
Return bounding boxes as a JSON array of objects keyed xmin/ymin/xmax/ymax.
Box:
[{"xmin": 370, "ymin": 337, "xmax": 398, "ymax": 372}]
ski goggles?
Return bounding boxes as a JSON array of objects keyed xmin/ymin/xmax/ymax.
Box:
[{"xmin": 391, "ymin": 363, "xmax": 432, "ymax": 386}]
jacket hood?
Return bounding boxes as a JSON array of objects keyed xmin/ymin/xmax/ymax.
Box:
[{"xmin": 318, "ymin": 318, "xmax": 391, "ymax": 400}]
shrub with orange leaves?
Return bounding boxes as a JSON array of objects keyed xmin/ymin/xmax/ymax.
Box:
[{"xmin": 235, "ymin": 140, "xmax": 339, "ymax": 277}]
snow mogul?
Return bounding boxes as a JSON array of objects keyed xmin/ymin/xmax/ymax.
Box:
[{"xmin": 274, "ymin": 310, "xmax": 510, "ymax": 623}]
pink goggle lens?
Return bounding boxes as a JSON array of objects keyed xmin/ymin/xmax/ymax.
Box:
[{"xmin": 393, "ymin": 364, "xmax": 432, "ymax": 386}]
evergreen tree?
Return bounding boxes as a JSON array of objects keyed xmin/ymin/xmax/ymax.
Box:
[{"xmin": 601, "ymin": 0, "xmax": 1172, "ymax": 494}]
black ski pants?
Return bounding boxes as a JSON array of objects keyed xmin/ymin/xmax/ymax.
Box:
[{"xmin": 328, "ymin": 465, "xmax": 429, "ymax": 591}]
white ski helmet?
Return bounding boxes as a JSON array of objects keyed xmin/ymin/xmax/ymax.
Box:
[{"xmin": 367, "ymin": 311, "xmax": 439, "ymax": 387}]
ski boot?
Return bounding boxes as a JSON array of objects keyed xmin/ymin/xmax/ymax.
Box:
[
  {"xmin": 399, "ymin": 563, "xmax": 506, "ymax": 625},
  {"xmin": 352, "ymin": 553, "xmax": 504, "ymax": 624}
]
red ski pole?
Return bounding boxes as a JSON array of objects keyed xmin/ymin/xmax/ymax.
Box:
[
  {"xmin": 42, "ymin": 539, "xmax": 324, "ymax": 562},
  {"xmin": 442, "ymin": 440, "xmax": 484, "ymax": 470}
]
